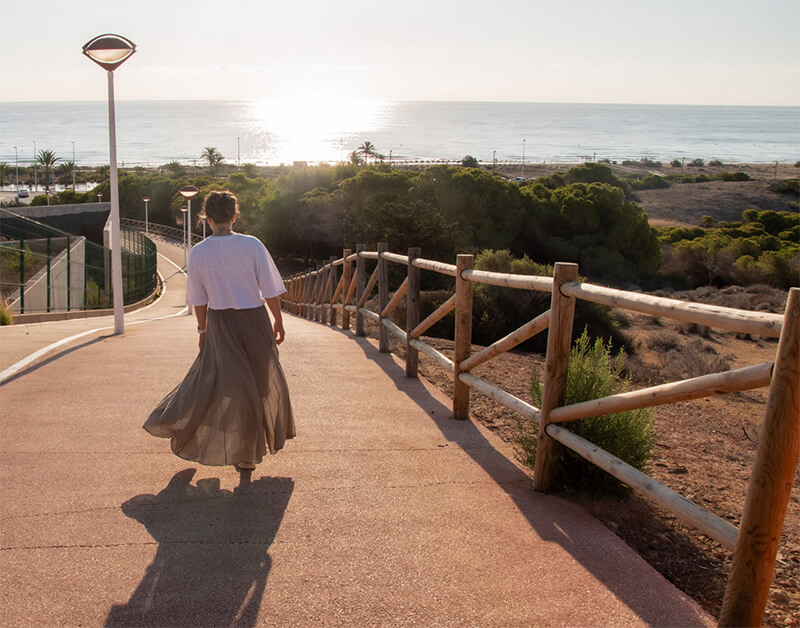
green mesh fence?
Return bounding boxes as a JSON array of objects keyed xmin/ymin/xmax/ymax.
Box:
[{"xmin": 0, "ymin": 208, "xmax": 157, "ymax": 315}]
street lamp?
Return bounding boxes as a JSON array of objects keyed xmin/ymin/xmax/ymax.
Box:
[
  {"xmin": 13, "ymin": 146, "xmax": 18, "ymax": 193},
  {"xmin": 71, "ymin": 141, "xmax": 76, "ymax": 190},
  {"xmin": 33, "ymin": 140, "xmax": 37, "ymax": 192},
  {"xmin": 82, "ymin": 33, "xmax": 136, "ymax": 335},
  {"xmin": 178, "ymin": 184, "xmax": 200, "ymax": 251},
  {"xmin": 180, "ymin": 206, "xmax": 189, "ymax": 267},
  {"xmin": 142, "ymin": 196, "xmax": 150, "ymax": 235},
  {"xmin": 97, "ymin": 192, "xmax": 102, "ymax": 203},
  {"xmin": 521, "ymin": 138, "xmax": 526, "ymax": 179}
]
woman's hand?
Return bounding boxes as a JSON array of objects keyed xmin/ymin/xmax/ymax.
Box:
[
  {"xmin": 273, "ymin": 320, "xmax": 285, "ymax": 345},
  {"xmin": 198, "ymin": 332, "xmax": 206, "ymax": 350}
]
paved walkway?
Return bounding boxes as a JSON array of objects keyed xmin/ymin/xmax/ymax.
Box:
[{"xmin": 0, "ymin": 241, "xmax": 714, "ymax": 627}]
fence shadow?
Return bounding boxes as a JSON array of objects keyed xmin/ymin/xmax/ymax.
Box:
[
  {"xmin": 105, "ymin": 469, "xmax": 294, "ymax": 628},
  {"xmin": 327, "ymin": 324, "xmax": 710, "ymax": 627}
]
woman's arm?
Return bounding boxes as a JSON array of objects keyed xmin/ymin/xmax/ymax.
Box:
[
  {"xmin": 265, "ymin": 297, "xmax": 285, "ymax": 345},
  {"xmin": 195, "ymin": 304, "xmax": 208, "ymax": 350}
]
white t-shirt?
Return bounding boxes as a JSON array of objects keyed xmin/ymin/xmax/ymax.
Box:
[{"xmin": 185, "ymin": 233, "xmax": 286, "ymax": 309}]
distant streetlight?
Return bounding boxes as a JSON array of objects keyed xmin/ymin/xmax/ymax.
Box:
[
  {"xmin": 82, "ymin": 33, "xmax": 136, "ymax": 335},
  {"xmin": 180, "ymin": 206, "xmax": 189, "ymax": 267},
  {"xmin": 97, "ymin": 192, "xmax": 102, "ymax": 203},
  {"xmin": 71, "ymin": 141, "xmax": 76, "ymax": 190},
  {"xmin": 33, "ymin": 140, "xmax": 37, "ymax": 192},
  {"xmin": 13, "ymin": 146, "xmax": 18, "ymax": 193},
  {"xmin": 521, "ymin": 139, "xmax": 526, "ymax": 179},
  {"xmin": 178, "ymin": 184, "xmax": 200, "ymax": 252},
  {"xmin": 142, "ymin": 196, "xmax": 150, "ymax": 235}
]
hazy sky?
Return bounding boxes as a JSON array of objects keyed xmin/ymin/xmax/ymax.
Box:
[{"xmin": 3, "ymin": 0, "xmax": 799, "ymax": 106}]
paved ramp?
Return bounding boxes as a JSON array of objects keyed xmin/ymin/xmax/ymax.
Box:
[{"xmin": 0, "ymin": 241, "xmax": 713, "ymax": 627}]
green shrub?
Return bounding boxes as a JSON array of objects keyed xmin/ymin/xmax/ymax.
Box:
[
  {"xmin": 0, "ymin": 300, "xmax": 12, "ymax": 325},
  {"xmin": 771, "ymin": 178, "xmax": 799, "ymax": 194},
  {"xmin": 461, "ymin": 155, "xmax": 479, "ymax": 168},
  {"xmin": 517, "ymin": 329, "xmax": 657, "ymax": 493}
]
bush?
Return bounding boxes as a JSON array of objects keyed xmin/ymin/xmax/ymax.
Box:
[
  {"xmin": 517, "ymin": 330, "xmax": 657, "ymax": 493},
  {"xmin": 461, "ymin": 155, "xmax": 479, "ymax": 168},
  {"xmin": 0, "ymin": 300, "xmax": 12, "ymax": 325}
]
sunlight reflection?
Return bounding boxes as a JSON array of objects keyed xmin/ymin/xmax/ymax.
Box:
[{"xmin": 246, "ymin": 96, "xmax": 384, "ymax": 164}]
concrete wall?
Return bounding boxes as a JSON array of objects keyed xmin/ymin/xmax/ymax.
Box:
[{"xmin": 12, "ymin": 203, "xmax": 110, "ymax": 245}]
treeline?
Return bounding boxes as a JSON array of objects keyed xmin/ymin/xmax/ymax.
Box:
[
  {"xmin": 30, "ymin": 162, "xmax": 799, "ymax": 291},
  {"xmin": 660, "ymin": 209, "xmax": 799, "ymax": 289}
]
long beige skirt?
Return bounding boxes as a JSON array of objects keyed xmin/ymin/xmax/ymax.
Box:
[{"xmin": 144, "ymin": 306, "xmax": 295, "ymax": 466}]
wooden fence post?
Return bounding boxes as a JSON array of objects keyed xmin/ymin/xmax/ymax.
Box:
[
  {"xmin": 533, "ymin": 262, "xmax": 579, "ymax": 491},
  {"xmin": 406, "ymin": 247, "xmax": 421, "ymax": 377},
  {"xmin": 315, "ymin": 265, "xmax": 323, "ymax": 322},
  {"xmin": 378, "ymin": 242, "xmax": 389, "ymax": 353},
  {"xmin": 328, "ymin": 255, "xmax": 338, "ymax": 327},
  {"xmin": 321, "ymin": 263, "xmax": 331, "ymax": 325},
  {"xmin": 356, "ymin": 244, "xmax": 366, "ymax": 337},
  {"xmin": 453, "ymin": 254, "xmax": 474, "ymax": 419},
  {"xmin": 304, "ymin": 274, "xmax": 312, "ymax": 319},
  {"xmin": 720, "ymin": 287, "xmax": 800, "ymax": 627},
  {"xmin": 342, "ymin": 248, "xmax": 352, "ymax": 331}
]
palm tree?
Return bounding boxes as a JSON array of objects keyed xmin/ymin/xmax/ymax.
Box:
[
  {"xmin": 35, "ymin": 150, "xmax": 60, "ymax": 195},
  {"xmin": 357, "ymin": 141, "xmax": 377, "ymax": 165},
  {"xmin": 57, "ymin": 161, "xmax": 75, "ymax": 187},
  {"xmin": 348, "ymin": 151, "xmax": 364, "ymax": 166},
  {"xmin": 201, "ymin": 147, "xmax": 224, "ymax": 173}
]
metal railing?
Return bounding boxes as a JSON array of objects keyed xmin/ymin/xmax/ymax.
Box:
[{"xmin": 0, "ymin": 208, "xmax": 157, "ymax": 315}]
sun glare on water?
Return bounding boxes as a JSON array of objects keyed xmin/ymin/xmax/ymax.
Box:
[{"xmin": 246, "ymin": 95, "xmax": 384, "ymax": 165}]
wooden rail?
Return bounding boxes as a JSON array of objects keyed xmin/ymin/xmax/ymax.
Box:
[{"xmin": 281, "ymin": 245, "xmax": 799, "ymax": 627}]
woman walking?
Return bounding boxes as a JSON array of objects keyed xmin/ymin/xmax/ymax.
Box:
[{"xmin": 144, "ymin": 191, "xmax": 295, "ymax": 471}]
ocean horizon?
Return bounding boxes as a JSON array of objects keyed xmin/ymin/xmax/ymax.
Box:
[{"xmin": 1, "ymin": 100, "xmax": 798, "ymax": 168}]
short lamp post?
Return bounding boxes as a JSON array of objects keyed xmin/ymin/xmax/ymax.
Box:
[
  {"xmin": 180, "ymin": 206, "xmax": 189, "ymax": 266},
  {"xmin": 142, "ymin": 196, "xmax": 150, "ymax": 235},
  {"xmin": 178, "ymin": 184, "xmax": 200, "ymax": 253},
  {"xmin": 82, "ymin": 33, "xmax": 136, "ymax": 335},
  {"xmin": 13, "ymin": 146, "xmax": 19, "ymax": 194}
]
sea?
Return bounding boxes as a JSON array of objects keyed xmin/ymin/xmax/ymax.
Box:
[{"xmin": 1, "ymin": 100, "xmax": 798, "ymax": 169}]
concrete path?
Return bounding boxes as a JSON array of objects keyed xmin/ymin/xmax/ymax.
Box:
[{"xmin": 0, "ymin": 241, "xmax": 714, "ymax": 627}]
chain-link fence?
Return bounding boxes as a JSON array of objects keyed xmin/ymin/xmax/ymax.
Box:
[{"xmin": 0, "ymin": 208, "xmax": 157, "ymax": 315}]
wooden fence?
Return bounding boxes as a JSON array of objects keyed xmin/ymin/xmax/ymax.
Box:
[{"xmin": 280, "ymin": 244, "xmax": 799, "ymax": 627}]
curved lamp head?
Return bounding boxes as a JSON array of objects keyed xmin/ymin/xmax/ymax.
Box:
[
  {"xmin": 82, "ymin": 34, "xmax": 136, "ymax": 71},
  {"xmin": 178, "ymin": 185, "xmax": 200, "ymax": 200}
]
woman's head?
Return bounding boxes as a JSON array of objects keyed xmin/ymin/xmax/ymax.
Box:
[{"xmin": 200, "ymin": 191, "xmax": 239, "ymax": 224}]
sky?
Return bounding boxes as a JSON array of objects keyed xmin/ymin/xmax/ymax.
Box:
[{"xmin": 2, "ymin": 0, "xmax": 799, "ymax": 106}]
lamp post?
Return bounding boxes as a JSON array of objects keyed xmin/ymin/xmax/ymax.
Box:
[
  {"xmin": 521, "ymin": 138, "xmax": 526, "ymax": 179},
  {"xmin": 178, "ymin": 184, "xmax": 200, "ymax": 252},
  {"xmin": 178, "ymin": 184, "xmax": 199, "ymax": 316},
  {"xmin": 142, "ymin": 196, "xmax": 150, "ymax": 235},
  {"xmin": 71, "ymin": 141, "xmax": 76, "ymax": 190},
  {"xmin": 13, "ymin": 146, "xmax": 18, "ymax": 193},
  {"xmin": 97, "ymin": 192, "xmax": 102, "ymax": 203},
  {"xmin": 180, "ymin": 206, "xmax": 189, "ymax": 267},
  {"xmin": 82, "ymin": 33, "xmax": 136, "ymax": 335},
  {"xmin": 33, "ymin": 141, "xmax": 37, "ymax": 192}
]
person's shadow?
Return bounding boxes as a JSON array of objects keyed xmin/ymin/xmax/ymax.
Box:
[{"xmin": 106, "ymin": 469, "xmax": 294, "ymax": 628}]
